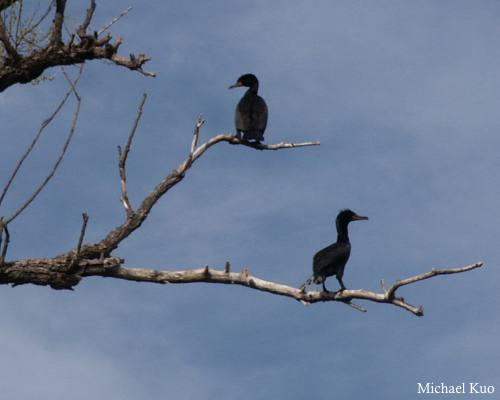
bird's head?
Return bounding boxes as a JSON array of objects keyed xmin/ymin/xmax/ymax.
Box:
[
  {"xmin": 229, "ymin": 74, "xmax": 259, "ymax": 89},
  {"xmin": 337, "ymin": 209, "xmax": 369, "ymax": 224}
]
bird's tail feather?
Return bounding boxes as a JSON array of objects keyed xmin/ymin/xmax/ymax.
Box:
[{"xmin": 243, "ymin": 130, "xmax": 264, "ymax": 142}]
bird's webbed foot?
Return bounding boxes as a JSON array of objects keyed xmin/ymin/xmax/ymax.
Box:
[{"xmin": 229, "ymin": 133, "xmax": 242, "ymax": 145}]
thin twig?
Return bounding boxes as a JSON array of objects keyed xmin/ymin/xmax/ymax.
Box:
[
  {"xmin": 5, "ymin": 69, "xmax": 83, "ymax": 224},
  {"xmin": 0, "ymin": 221, "xmax": 9, "ymax": 266},
  {"xmin": 0, "ymin": 219, "xmax": 2, "ymax": 256},
  {"xmin": 61, "ymin": 66, "xmax": 82, "ymax": 101},
  {"xmin": 13, "ymin": 0, "xmax": 23, "ymax": 50},
  {"xmin": 0, "ymin": 13, "xmax": 18, "ymax": 59},
  {"xmin": 25, "ymin": 2, "xmax": 55, "ymax": 41},
  {"xmin": 190, "ymin": 114, "xmax": 204, "ymax": 154},
  {"xmin": 75, "ymin": 213, "xmax": 89, "ymax": 258},
  {"xmin": 118, "ymin": 93, "xmax": 147, "ymax": 217},
  {"xmin": 97, "ymin": 6, "xmax": 132, "ymax": 36},
  {"xmin": 342, "ymin": 300, "xmax": 367, "ymax": 313},
  {"xmin": 0, "ymin": 64, "xmax": 84, "ymax": 210},
  {"xmin": 0, "ymin": 218, "xmax": 4, "ymax": 266},
  {"xmin": 68, "ymin": 212, "xmax": 89, "ymax": 272},
  {"xmin": 229, "ymin": 136, "xmax": 321, "ymax": 150},
  {"xmin": 76, "ymin": 0, "xmax": 95, "ymax": 38},
  {"xmin": 385, "ymin": 262, "xmax": 483, "ymax": 300}
]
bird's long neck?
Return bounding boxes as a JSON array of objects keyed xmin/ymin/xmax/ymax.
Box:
[
  {"xmin": 245, "ymin": 84, "xmax": 259, "ymax": 96},
  {"xmin": 336, "ymin": 221, "xmax": 350, "ymax": 243}
]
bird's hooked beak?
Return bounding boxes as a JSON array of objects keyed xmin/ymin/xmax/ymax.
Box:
[
  {"xmin": 352, "ymin": 214, "xmax": 368, "ymax": 221},
  {"xmin": 228, "ymin": 81, "xmax": 243, "ymax": 89}
]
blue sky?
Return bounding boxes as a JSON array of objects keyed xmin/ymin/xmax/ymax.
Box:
[{"xmin": 0, "ymin": 1, "xmax": 499, "ymax": 398}]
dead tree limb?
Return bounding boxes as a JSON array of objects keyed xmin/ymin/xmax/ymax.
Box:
[
  {"xmin": 5, "ymin": 98, "xmax": 81, "ymax": 224},
  {"xmin": 0, "ymin": 64, "xmax": 83, "ymax": 211},
  {"xmin": 3, "ymin": 65, "xmax": 83, "ymax": 225},
  {"xmin": 0, "ymin": 13, "xmax": 18, "ymax": 59},
  {"xmin": 0, "ymin": 113, "xmax": 322, "ymax": 290},
  {"xmin": 75, "ymin": 213, "xmax": 89, "ymax": 258},
  {"xmin": 0, "ymin": 217, "xmax": 9, "ymax": 266},
  {"xmin": 50, "ymin": 0, "xmax": 67, "ymax": 46},
  {"xmin": 76, "ymin": 0, "xmax": 95, "ymax": 39},
  {"xmin": 82, "ymin": 261, "xmax": 482, "ymax": 316},
  {"xmin": 0, "ymin": 93, "xmax": 480, "ymax": 317},
  {"xmin": 74, "ymin": 122, "xmax": 321, "ymax": 260},
  {"xmin": 0, "ymin": 1, "xmax": 154, "ymax": 92},
  {"xmin": 118, "ymin": 93, "xmax": 147, "ymax": 217},
  {"xmin": 384, "ymin": 263, "xmax": 482, "ymax": 300},
  {"xmin": 0, "ymin": 256, "xmax": 481, "ymax": 316},
  {"xmin": 98, "ymin": 7, "xmax": 132, "ymax": 36}
]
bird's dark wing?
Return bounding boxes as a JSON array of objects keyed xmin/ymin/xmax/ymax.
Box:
[
  {"xmin": 235, "ymin": 94, "xmax": 268, "ymax": 141},
  {"xmin": 252, "ymin": 95, "xmax": 268, "ymax": 133},
  {"xmin": 312, "ymin": 242, "xmax": 351, "ymax": 280},
  {"xmin": 235, "ymin": 97, "xmax": 250, "ymax": 133}
]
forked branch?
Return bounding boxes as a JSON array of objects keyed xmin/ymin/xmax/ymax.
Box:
[
  {"xmin": 384, "ymin": 263, "xmax": 482, "ymax": 300},
  {"xmin": 0, "ymin": 1, "xmax": 154, "ymax": 92},
  {"xmin": 79, "ymin": 261, "xmax": 483, "ymax": 316},
  {"xmin": 118, "ymin": 93, "xmax": 147, "ymax": 217},
  {"xmin": 75, "ymin": 113, "xmax": 321, "ymax": 260},
  {"xmin": 0, "ymin": 93, "xmax": 482, "ymax": 317}
]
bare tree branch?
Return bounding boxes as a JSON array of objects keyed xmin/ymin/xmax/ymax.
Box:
[
  {"xmin": 25, "ymin": 260, "xmax": 472, "ymax": 316},
  {"xmin": 0, "ymin": 256, "xmax": 124, "ymax": 290},
  {"xmin": 75, "ymin": 213, "xmax": 89, "ymax": 258},
  {"xmin": 384, "ymin": 263, "xmax": 482, "ymax": 300},
  {"xmin": 4, "ymin": 65, "xmax": 83, "ymax": 224},
  {"xmin": 190, "ymin": 114, "xmax": 203, "ymax": 154},
  {"xmin": 88, "ymin": 262, "xmax": 483, "ymax": 316},
  {"xmin": 0, "ymin": 64, "xmax": 84, "ymax": 211},
  {"xmin": 229, "ymin": 137, "xmax": 322, "ymax": 150},
  {"xmin": 118, "ymin": 93, "xmax": 147, "ymax": 217},
  {"xmin": 50, "ymin": 0, "xmax": 66, "ymax": 46},
  {"xmin": 0, "ymin": 13, "xmax": 18, "ymax": 59},
  {"xmin": 0, "ymin": 251, "xmax": 482, "ymax": 314},
  {"xmin": 0, "ymin": 1, "xmax": 154, "ymax": 92},
  {"xmin": 22, "ymin": 3, "xmax": 55, "ymax": 47},
  {"xmin": 75, "ymin": 121, "xmax": 321, "ymax": 260},
  {"xmin": 98, "ymin": 6, "xmax": 132, "ymax": 36},
  {"xmin": 108, "ymin": 43, "xmax": 154, "ymax": 77},
  {"xmin": 0, "ymin": 217, "xmax": 9, "ymax": 266},
  {"xmin": 76, "ymin": 0, "xmax": 95, "ymax": 38},
  {"xmin": 0, "ymin": 91, "xmax": 481, "ymax": 317}
]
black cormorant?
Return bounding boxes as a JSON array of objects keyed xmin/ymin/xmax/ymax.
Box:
[
  {"xmin": 301, "ymin": 209, "xmax": 368, "ymax": 292},
  {"xmin": 229, "ymin": 74, "xmax": 268, "ymax": 142}
]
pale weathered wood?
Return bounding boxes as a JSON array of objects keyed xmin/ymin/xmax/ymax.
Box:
[{"xmin": 0, "ymin": 255, "xmax": 482, "ymax": 316}]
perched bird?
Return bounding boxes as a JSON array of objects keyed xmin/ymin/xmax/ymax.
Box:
[
  {"xmin": 301, "ymin": 209, "xmax": 368, "ymax": 292},
  {"xmin": 229, "ymin": 74, "xmax": 268, "ymax": 142}
]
